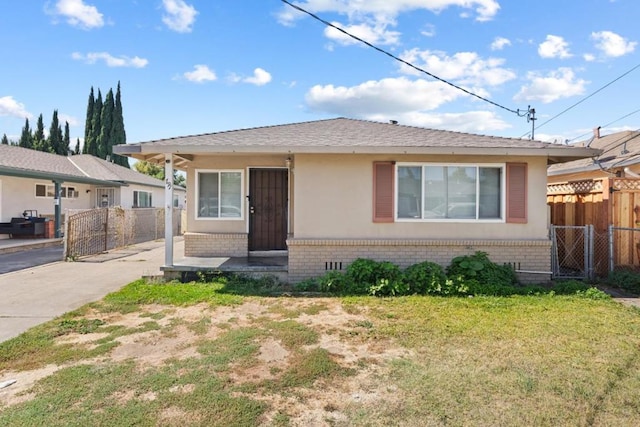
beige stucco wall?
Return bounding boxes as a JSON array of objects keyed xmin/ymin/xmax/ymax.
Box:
[
  {"xmin": 293, "ymin": 154, "xmax": 549, "ymax": 240},
  {"xmin": 0, "ymin": 175, "xmax": 93, "ymax": 222},
  {"xmin": 185, "ymin": 154, "xmax": 292, "ymax": 234}
]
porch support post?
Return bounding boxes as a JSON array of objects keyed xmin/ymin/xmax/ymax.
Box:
[
  {"xmin": 164, "ymin": 154, "xmax": 174, "ymax": 266},
  {"xmin": 53, "ymin": 180, "xmax": 62, "ymax": 238}
]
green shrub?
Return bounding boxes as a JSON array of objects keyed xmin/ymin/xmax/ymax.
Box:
[
  {"xmin": 552, "ymin": 280, "xmax": 590, "ymax": 294},
  {"xmin": 607, "ymin": 269, "xmax": 640, "ymax": 293},
  {"xmin": 446, "ymin": 251, "xmax": 518, "ymax": 287},
  {"xmin": 404, "ymin": 261, "xmax": 448, "ymax": 295},
  {"xmin": 345, "ymin": 259, "xmax": 407, "ymax": 296}
]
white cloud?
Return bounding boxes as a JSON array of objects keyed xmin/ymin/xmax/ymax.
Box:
[
  {"xmin": 243, "ymin": 68, "xmax": 272, "ymax": 86},
  {"xmin": 591, "ymin": 30, "xmax": 636, "ymax": 57},
  {"xmin": 53, "ymin": 0, "xmax": 104, "ymax": 29},
  {"xmin": 514, "ymin": 68, "xmax": 587, "ymax": 104},
  {"xmin": 162, "ymin": 0, "xmax": 198, "ymax": 33},
  {"xmin": 490, "ymin": 37, "xmax": 511, "ymax": 51},
  {"xmin": 278, "ymin": 0, "xmax": 500, "ymax": 25},
  {"xmin": 324, "ymin": 21, "xmax": 401, "ymax": 46},
  {"xmin": 71, "ymin": 52, "xmax": 148, "ymax": 68},
  {"xmin": 583, "ymin": 53, "xmax": 596, "ymax": 62},
  {"xmin": 183, "ymin": 65, "xmax": 217, "ymax": 83},
  {"xmin": 538, "ymin": 35, "xmax": 572, "ymax": 59},
  {"xmin": 370, "ymin": 110, "xmax": 511, "ymax": 132},
  {"xmin": 0, "ymin": 96, "xmax": 32, "ymax": 119},
  {"xmin": 399, "ymin": 49, "xmax": 516, "ymax": 86},
  {"xmin": 421, "ymin": 24, "xmax": 436, "ymax": 37},
  {"xmin": 305, "ymin": 77, "xmax": 463, "ymax": 116},
  {"xmin": 58, "ymin": 113, "xmax": 79, "ymax": 127}
]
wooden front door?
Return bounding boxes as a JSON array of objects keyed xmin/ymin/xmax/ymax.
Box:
[{"xmin": 249, "ymin": 169, "xmax": 288, "ymax": 251}]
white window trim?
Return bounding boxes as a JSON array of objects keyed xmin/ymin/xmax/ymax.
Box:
[
  {"xmin": 195, "ymin": 169, "xmax": 245, "ymax": 221},
  {"xmin": 395, "ymin": 162, "xmax": 506, "ymax": 223},
  {"xmin": 35, "ymin": 183, "xmax": 79, "ymax": 199},
  {"xmin": 133, "ymin": 190, "xmax": 153, "ymax": 208}
]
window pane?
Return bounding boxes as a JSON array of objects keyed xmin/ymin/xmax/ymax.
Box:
[
  {"xmin": 447, "ymin": 167, "xmax": 476, "ymax": 219},
  {"xmin": 397, "ymin": 167, "xmax": 421, "ymax": 218},
  {"xmin": 36, "ymin": 185, "xmax": 46, "ymax": 197},
  {"xmin": 220, "ymin": 172, "xmax": 242, "ymax": 217},
  {"xmin": 479, "ymin": 167, "xmax": 501, "ymax": 219},
  {"xmin": 423, "ymin": 166, "xmax": 446, "ymax": 218},
  {"xmin": 46, "ymin": 185, "xmax": 55, "ymax": 198},
  {"xmin": 199, "ymin": 173, "xmax": 220, "ymax": 217}
]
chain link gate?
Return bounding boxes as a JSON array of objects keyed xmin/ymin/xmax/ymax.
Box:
[{"xmin": 550, "ymin": 225, "xmax": 593, "ymax": 280}]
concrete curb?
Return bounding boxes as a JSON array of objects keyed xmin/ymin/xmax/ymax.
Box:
[{"xmin": 0, "ymin": 239, "xmax": 63, "ymax": 255}]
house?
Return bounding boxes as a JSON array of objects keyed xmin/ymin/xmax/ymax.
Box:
[
  {"xmin": 0, "ymin": 144, "xmax": 186, "ymax": 238},
  {"xmin": 114, "ymin": 117, "xmax": 599, "ymax": 283},
  {"xmin": 547, "ymin": 128, "xmax": 640, "ymax": 272}
]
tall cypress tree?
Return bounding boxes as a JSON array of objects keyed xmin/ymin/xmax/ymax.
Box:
[
  {"xmin": 1, "ymin": 134, "xmax": 8, "ymax": 145},
  {"xmin": 98, "ymin": 89, "xmax": 114, "ymax": 160},
  {"xmin": 48, "ymin": 110, "xmax": 63, "ymax": 155},
  {"xmin": 63, "ymin": 121, "xmax": 70, "ymax": 155},
  {"xmin": 33, "ymin": 114, "xmax": 48, "ymax": 152},
  {"xmin": 112, "ymin": 82, "xmax": 129, "ymax": 167},
  {"xmin": 87, "ymin": 90, "xmax": 102, "ymax": 156},
  {"xmin": 19, "ymin": 118, "xmax": 33, "ymax": 148},
  {"xmin": 83, "ymin": 87, "xmax": 95, "ymax": 154},
  {"xmin": 74, "ymin": 138, "xmax": 80, "ymax": 154}
]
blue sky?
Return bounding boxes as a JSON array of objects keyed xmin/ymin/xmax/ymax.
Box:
[{"xmin": 1, "ymin": 0, "xmax": 639, "ymax": 147}]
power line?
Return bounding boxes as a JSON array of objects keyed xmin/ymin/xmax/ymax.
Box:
[
  {"xmin": 280, "ymin": 0, "xmax": 527, "ymax": 117},
  {"xmin": 568, "ymin": 107, "xmax": 640, "ymax": 143},
  {"xmin": 522, "ymin": 62, "xmax": 640, "ymax": 138}
]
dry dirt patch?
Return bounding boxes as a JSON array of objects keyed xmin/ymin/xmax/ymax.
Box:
[{"xmin": 1, "ymin": 297, "xmax": 412, "ymax": 422}]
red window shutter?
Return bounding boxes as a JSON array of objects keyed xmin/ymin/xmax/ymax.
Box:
[
  {"xmin": 373, "ymin": 162, "xmax": 394, "ymax": 223},
  {"xmin": 506, "ymin": 162, "xmax": 527, "ymax": 223}
]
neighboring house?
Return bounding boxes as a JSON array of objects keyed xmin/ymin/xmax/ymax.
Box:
[
  {"xmin": 547, "ymin": 128, "xmax": 640, "ymax": 271},
  {"xmin": 114, "ymin": 117, "xmax": 598, "ymax": 283},
  {"xmin": 0, "ymin": 144, "xmax": 186, "ymax": 235}
]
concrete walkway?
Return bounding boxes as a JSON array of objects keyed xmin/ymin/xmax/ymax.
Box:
[{"xmin": 0, "ymin": 238, "xmax": 182, "ymax": 343}]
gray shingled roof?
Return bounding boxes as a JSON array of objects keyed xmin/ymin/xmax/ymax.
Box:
[
  {"xmin": 548, "ymin": 130, "xmax": 640, "ymax": 176},
  {"xmin": 0, "ymin": 144, "xmax": 163, "ymax": 188},
  {"xmin": 114, "ymin": 117, "xmax": 600, "ymax": 165}
]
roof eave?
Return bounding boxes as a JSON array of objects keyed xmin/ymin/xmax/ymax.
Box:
[
  {"xmin": 115, "ymin": 144, "xmax": 601, "ymax": 159},
  {"xmin": 0, "ymin": 166, "xmax": 124, "ymax": 186}
]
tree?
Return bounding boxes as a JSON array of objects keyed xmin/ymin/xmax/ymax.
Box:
[
  {"xmin": 83, "ymin": 87, "xmax": 94, "ymax": 154},
  {"xmin": 134, "ymin": 160, "xmax": 186, "ymax": 187},
  {"xmin": 33, "ymin": 114, "xmax": 48, "ymax": 152},
  {"xmin": 63, "ymin": 121, "xmax": 70, "ymax": 155},
  {"xmin": 74, "ymin": 138, "xmax": 80, "ymax": 155},
  {"xmin": 87, "ymin": 89, "xmax": 102, "ymax": 156},
  {"xmin": 111, "ymin": 81, "xmax": 129, "ymax": 167},
  {"xmin": 19, "ymin": 118, "xmax": 32, "ymax": 148},
  {"xmin": 1, "ymin": 134, "xmax": 8, "ymax": 145},
  {"xmin": 98, "ymin": 89, "xmax": 114, "ymax": 159},
  {"xmin": 48, "ymin": 110, "xmax": 65, "ymax": 155}
]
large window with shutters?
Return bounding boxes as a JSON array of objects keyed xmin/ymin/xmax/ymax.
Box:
[
  {"xmin": 396, "ymin": 163, "xmax": 505, "ymax": 221},
  {"xmin": 374, "ymin": 162, "xmax": 527, "ymax": 223}
]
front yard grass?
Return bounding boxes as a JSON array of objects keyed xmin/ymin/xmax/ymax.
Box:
[{"xmin": 1, "ymin": 278, "xmax": 640, "ymax": 426}]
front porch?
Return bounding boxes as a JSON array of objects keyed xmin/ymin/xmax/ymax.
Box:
[{"xmin": 162, "ymin": 253, "xmax": 288, "ymax": 283}]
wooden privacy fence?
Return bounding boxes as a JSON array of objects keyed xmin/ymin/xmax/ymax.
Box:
[
  {"xmin": 548, "ymin": 177, "xmax": 640, "ymax": 276},
  {"xmin": 64, "ymin": 207, "xmax": 182, "ymax": 259}
]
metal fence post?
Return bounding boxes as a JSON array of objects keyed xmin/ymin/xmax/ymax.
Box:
[
  {"xmin": 608, "ymin": 224, "xmax": 614, "ymax": 274},
  {"xmin": 588, "ymin": 224, "xmax": 595, "ymax": 280}
]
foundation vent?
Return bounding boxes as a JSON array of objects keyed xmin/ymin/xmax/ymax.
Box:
[{"xmin": 325, "ymin": 261, "xmax": 343, "ymax": 271}]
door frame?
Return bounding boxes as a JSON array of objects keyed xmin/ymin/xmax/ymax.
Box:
[{"xmin": 247, "ymin": 167, "xmax": 290, "ymax": 252}]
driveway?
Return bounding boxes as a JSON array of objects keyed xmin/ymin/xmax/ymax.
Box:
[
  {"xmin": 0, "ymin": 244, "xmax": 63, "ymax": 274},
  {"xmin": 0, "ymin": 238, "xmax": 182, "ymax": 343}
]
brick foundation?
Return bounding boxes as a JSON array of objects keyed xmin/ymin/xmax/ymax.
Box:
[
  {"xmin": 184, "ymin": 232, "xmax": 248, "ymax": 257},
  {"xmin": 287, "ymin": 238, "xmax": 552, "ymax": 284}
]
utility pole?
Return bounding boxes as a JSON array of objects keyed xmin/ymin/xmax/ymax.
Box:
[{"xmin": 527, "ymin": 106, "xmax": 536, "ymax": 140}]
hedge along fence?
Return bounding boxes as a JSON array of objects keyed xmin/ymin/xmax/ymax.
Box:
[{"xmin": 65, "ymin": 207, "xmax": 183, "ymax": 259}]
